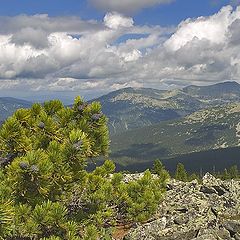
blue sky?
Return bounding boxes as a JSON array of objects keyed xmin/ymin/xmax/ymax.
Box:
[
  {"xmin": 0, "ymin": 0, "xmax": 235, "ymax": 25},
  {"xmin": 0, "ymin": 0, "xmax": 240, "ymax": 102},
  {"xmin": 135, "ymin": 0, "xmax": 233, "ymax": 25}
]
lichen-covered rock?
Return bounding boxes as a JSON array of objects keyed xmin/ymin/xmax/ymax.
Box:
[
  {"xmin": 121, "ymin": 172, "xmax": 158, "ymax": 183},
  {"xmin": 192, "ymin": 234, "xmax": 217, "ymax": 240},
  {"xmin": 124, "ymin": 173, "xmax": 240, "ymax": 240},
  {"xmin": 223, "ymin": 220, "xmax": 240, "ymax": 235},
  {"xmin": 235, "ymin": 233, "xmax": 240, "ymax": 240}
]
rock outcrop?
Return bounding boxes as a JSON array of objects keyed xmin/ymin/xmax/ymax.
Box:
[{"xmin": 124, "ymin": 173, "xmax": 240, "ymax": 240}]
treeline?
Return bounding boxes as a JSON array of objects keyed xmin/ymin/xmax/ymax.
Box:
[{"xmin": 152, "ymin": 159, "xmax": 240, "ymax": 182}]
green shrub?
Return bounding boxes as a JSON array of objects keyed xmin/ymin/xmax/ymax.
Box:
[
  {"xmin": 0, "ymin": 97, "xmax": 167, "ymax": 239},
  {"xmin": 116, "ymin": 170, "xmax": 165, "ymax": 222},
  {"xmin": 175, "ymin": 163, "xmax": 188, "ymax": 182},
  {"xmin": 152, "ymin": 159, "xmax": 170, "ymax": 184}
]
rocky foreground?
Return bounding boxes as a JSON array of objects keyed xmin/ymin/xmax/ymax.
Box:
[{"xmin": 122, "ymin": 173, "xmax": 240, "ymax": 240}]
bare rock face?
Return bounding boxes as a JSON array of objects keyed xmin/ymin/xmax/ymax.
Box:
[{"xmin": 124, "ymin": 173, "xmax": 240, "ymax": 240}]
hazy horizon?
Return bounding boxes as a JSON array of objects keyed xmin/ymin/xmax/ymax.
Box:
[{"xmin": 0, "ymin": 79, "xmax": 238, "ymax": 104}]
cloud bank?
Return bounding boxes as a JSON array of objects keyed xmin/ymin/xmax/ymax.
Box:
[{"xmin": 0, "ymin": 6, "xmax": 240, "ymax": 96}]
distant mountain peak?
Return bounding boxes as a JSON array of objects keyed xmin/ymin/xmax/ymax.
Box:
[
  {"xmin": 184, "ymin": 81, "xmax": 240, "ymax": 89},
  {"xmin": 209, "ymin": 81, "xmax": 240, "ymax": 89},
  {"xmin": 218, "ymin": 80, "xmax": 239, "ymax": 86},
  {"xmin": 182, "ymin": 81, "xmax": 240, "ymax": 98}
]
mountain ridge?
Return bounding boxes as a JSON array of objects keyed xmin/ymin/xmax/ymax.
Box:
[{"xmin": 92, "ymin": 81, "xmax": 240, "ymax": 135}]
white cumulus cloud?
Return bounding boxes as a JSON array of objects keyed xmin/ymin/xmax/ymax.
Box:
[
  {"xmin": 1, "ymin": 6, "xmax": 240, "ymax": 99},
  {"xmin": 104, "ymin": 12, "xmax": 134, "ymax": 29},
  {"xmin": 165, "ymin": 5, "xmax": 236, "ymax": 51}
]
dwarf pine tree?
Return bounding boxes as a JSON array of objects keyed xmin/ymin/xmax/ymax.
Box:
[
  {"xmin": 228, "ymin": 165, "xmax": 239, "ymax": 179},
  {"xmin": 0, "ymin": 97, "xmax": 166, "ymax": 239},
  {"xmin": 175, "ymin": 163, "xmax": 188, "ymax": 182},
  {"xmin": 152, "ymin": 159, "xmax": 170, "ymax": 183}
]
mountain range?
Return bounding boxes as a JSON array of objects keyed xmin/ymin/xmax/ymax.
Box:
[
  {"xmin": 2, "ymin": 81, "xmax": 240, "ymax": 133},
  {"xmin": 91, "ymin": 81, "xmax": 240, "ymax": 172},
  {"xmin": 95, "ymin": 81, "xmax": 240, "ymax": 135}
]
